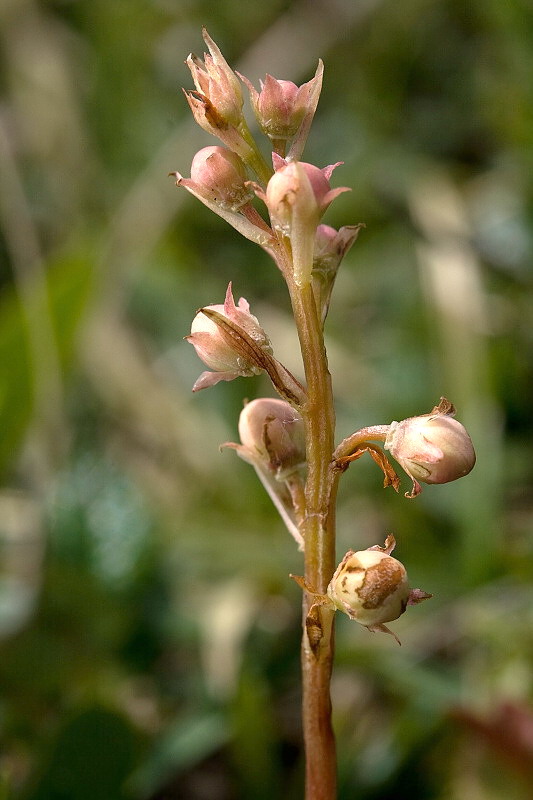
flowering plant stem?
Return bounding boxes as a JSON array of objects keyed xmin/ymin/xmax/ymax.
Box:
[
  {"xmin": 286, "ymin": 273, "xmax": 338, "ymax": 800},
  {"xmin": 180, "ymin": 29, "xmax": 474, "ymax": 799}
]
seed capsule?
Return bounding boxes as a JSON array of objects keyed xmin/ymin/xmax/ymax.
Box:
[
  {"xmin": 328, "ymin": 549, "xmax": 409, "ymax": 627},
  {"xmin": 326, "ymin": 536, "xmax": 431, "ymax": 643}
]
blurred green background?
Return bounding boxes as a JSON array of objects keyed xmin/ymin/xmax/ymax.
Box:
[{"xmin": 1, "ymin": 0, "xmax": 532, "ymax": 798}]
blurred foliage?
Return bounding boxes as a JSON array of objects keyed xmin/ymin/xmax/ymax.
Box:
[{"xmin": 1, "ymin": 0, "xmax": 533, "ymax": 798}]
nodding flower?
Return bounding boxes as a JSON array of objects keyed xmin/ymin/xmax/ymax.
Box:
[
  {"xmin": 222, "ymin": 398, "xmax": 307, "ymax": 550},
  {"xmin": 186, "ymin": 283, "xmax": 272, "ymax": 392},
  {"xmin": 384, "ymin": 400, "xmax": 476, "ymax": 498},
  {"xmin": 236, "ymin": 397, "xmax": 306, "ymax": 480}
]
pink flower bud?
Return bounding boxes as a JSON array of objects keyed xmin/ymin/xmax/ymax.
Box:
[
  {"xmin": 384, "ymin": 400, "xmax": 476, "ymax": 497},
  {"xmin": 264, "ymin": 160, "xmax": 348, "ymax": 235},
  {"xmin": 314, "ymin": 224, "xmax": 345, "ymax": 263},
  {"xmin": 327, "ymin": 536, "xmax": 431, "ymax": 643},
  {"xmin": 186, "ymin": 283, "xmax": 272, "ymax": 391},
  {"xmin": 259, "ymin": 78, "xmax": 305, "ymax": 137},
  {"xmin": 238, "ymin": 62, "xmax": 324, "ymax": 159},
  {"xmin": 237, "ymin": 398, "xmax": 306, "ymax": 479},
  {"xmin": 190, "ymin": 146, "xmax": 253, "ymax": 211},
  {"xmin": 241, "ymin": 75, "xmax": 306, "ymax": 140},
  {"xmin": 260, "ymin": 160, "xmax": 349, "ymax": 285}
]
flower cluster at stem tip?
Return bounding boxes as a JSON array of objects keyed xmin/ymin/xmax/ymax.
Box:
[{"xmin": 176, "ymin": 29, "xmax": 476, "ymax": 641}]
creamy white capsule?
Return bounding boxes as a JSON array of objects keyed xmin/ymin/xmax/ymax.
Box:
[{"xmin": 327, "ymin": 549, "xmax": 410, "ymax": 628}]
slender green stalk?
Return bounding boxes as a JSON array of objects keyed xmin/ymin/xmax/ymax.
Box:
[{"xmin": 238, "ymin": 123, "xmax": 274, "ymax": 185}]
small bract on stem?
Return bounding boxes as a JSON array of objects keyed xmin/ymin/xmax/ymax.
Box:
[{"xmin": 175, "ymin": 29, "xmax": 476, "ymax": 800}]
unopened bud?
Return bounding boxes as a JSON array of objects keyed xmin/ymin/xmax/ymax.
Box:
[
  {"xmin": 190, "ymin": 146, "xmax": 253, "ymax": 211},
  {"xmin": 384, "ymin": 399, "xmax": 476, "ymax": 497},
  {"xmin": 265, "ymin": 161, "xmax": 346, "ymax": 236},
  {"xmin": 237, "ymin": 398, "xmax": 306, "ymax": 479},
  {"xmin": 326, "ymin": 536, "xmax": 431, "ymax": 643},
  {"xmin": 240, "ymin": 74, "xmax": 306, "ymax": 141},
  {"xmin": 239, "ymin": 62, "xmax": 324, "ymax": 160},
  {"xmin": 328, "ymin": 549, "xmax": 408, "ymax": 627},
  {"xmin": 258, "ymin": 78, "xmax": 305, "ymax": 138},
  {"xmin": 186, "ymin": 283, "xmax": 272, "ymax": 391},
  {"xmin": 259, "ymin": 160, "xmax": 349, "ymax": 285}
]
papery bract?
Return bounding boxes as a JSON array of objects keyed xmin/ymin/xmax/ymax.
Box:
[
  {"xmin": 185, "ymin": 28, "xmax": 243, "ymax": 130},
  {"xmin": 312, "ymin": 224, "xmax": 364, "ymax": 321}
]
